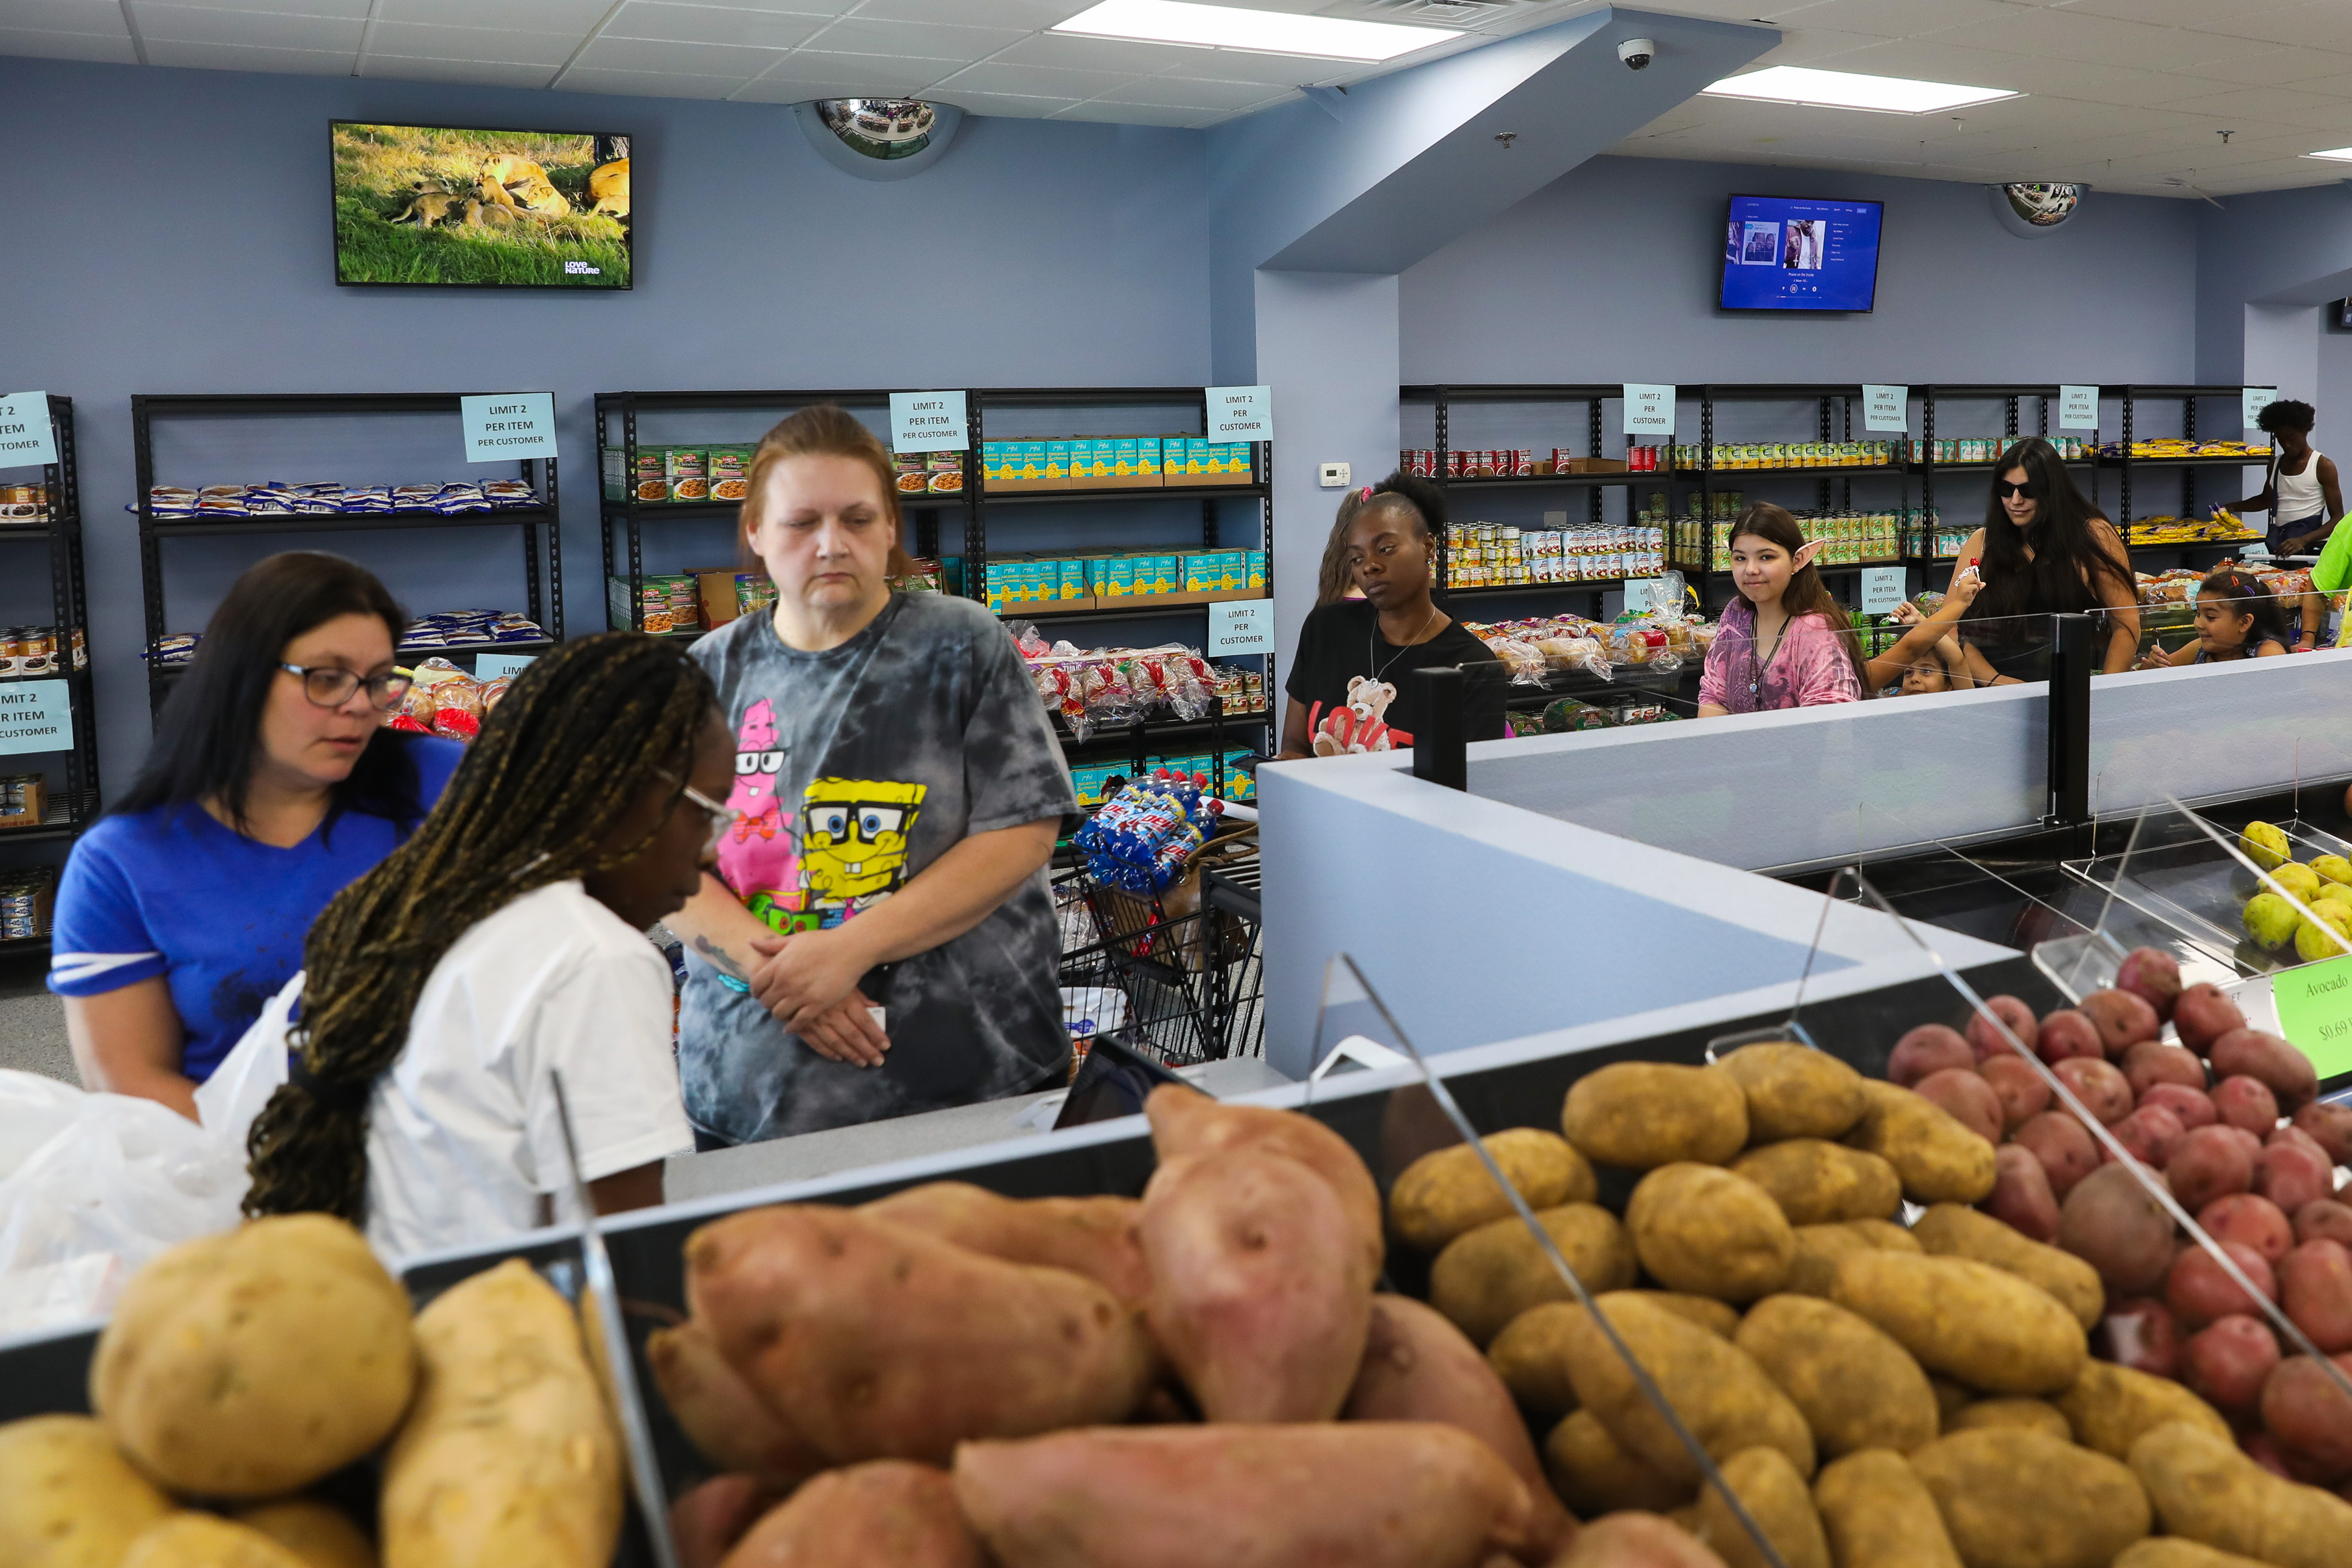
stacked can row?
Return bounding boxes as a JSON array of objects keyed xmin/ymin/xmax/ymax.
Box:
[{"xmin": 1444, "ymin": 523, "xmax": 1664, "ymax": 589}]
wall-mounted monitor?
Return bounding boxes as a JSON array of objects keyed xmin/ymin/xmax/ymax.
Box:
[
  {"xmin": 332, "ymin": 122, "xmax": 632, "ymax": 289},
  {"xmin": 1720, "ymin": 194, "xmax": 1883, "ymax": 313}
]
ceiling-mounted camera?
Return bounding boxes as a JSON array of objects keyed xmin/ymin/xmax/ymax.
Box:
[{"xmin": 1618, "ymin": 38, "xmax": 1655, "ymax": 70}]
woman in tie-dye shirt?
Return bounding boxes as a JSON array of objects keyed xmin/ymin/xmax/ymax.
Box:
[
  {"xmin": 662, "ymin": 406, "xmax": 1077, "ymax": 1145},
  {"xmin": 1697, "ymin": 503, "xmax": 1865, "ymax": 716}
]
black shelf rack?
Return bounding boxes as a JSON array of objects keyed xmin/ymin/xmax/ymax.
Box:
[
  {"xmin": 2098, "ymin": 385, "xmax": 2276, "ymax": 568},
  {"xmin": 1903, "ymin": 385, "xmax": 2098, "ymax": 574},
  {"xmin": 594, "ymin": 387, "xmax": 1275, "ymax": 767},
  {"xmin": 0, "ymin": 395, "xmax": 101, "ymax": 955},
  {"xmin": 131, "ymin": 392, "xmax": 563, "ymax": 719}
]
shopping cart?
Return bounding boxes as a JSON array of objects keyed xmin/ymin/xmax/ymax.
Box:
[{"xmin": 1054, "ymin": 828, "xmax": 1265, "ymax": 1067}]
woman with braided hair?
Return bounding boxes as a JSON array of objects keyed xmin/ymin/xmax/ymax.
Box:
[{"xmin": 241, "ymin": 632, "xmax": 730, "ymax": 1258}]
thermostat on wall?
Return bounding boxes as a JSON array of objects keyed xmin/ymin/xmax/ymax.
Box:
[{"xmin": 1318, "ymin": 462, "xmax": 1352, "ymax": 488}]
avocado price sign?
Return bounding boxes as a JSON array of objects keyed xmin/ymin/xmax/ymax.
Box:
[{"xmin": 2272, "ymin": 954, "xmax": 2352, "ymax": 1083}]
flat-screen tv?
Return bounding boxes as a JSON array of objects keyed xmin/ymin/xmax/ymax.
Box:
[
  {"xmin": 332, "ymin": 122, "xmax": 632, "ymax": 289},
  {"xmin": 1720, "ymin": 194, "xmax": 1882, "ymax": 313}
]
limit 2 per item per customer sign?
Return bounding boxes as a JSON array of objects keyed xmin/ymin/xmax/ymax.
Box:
[
  {"xmin": 0, "ymin": 680, "xmax": 72, "ymax": 757},
  {"xmin": 1623, "ymin": 384, "xmax": 1675, "ymax": 436},
  {"xmin": 460, "ymin": 393, "xmax": 557, "ymax": 462},
  {"xmin": 1207, "ymin": 386, "xmax": 1272, "ymax": 443},
  {"xmin": 889, "ymin": 391, "xmax": 968, "ymax": 454},
  {"xmin": 0, "ymin": 392, "xmax": 56, "ymax": 466}
]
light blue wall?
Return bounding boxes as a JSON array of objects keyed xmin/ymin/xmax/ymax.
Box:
[{"xmin": 0, "ymin": 55, "xmax": 1210, "ymax": 797}]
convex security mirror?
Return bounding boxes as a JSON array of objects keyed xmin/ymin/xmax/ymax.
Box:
[{"xmin": 794, "ymin": 98, "xmax": 965, "ymax": 181}]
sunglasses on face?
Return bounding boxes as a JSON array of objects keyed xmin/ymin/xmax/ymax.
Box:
[{"xmin": 1995, "ymin": 479, "xmax": 2042, "ymax": 501}]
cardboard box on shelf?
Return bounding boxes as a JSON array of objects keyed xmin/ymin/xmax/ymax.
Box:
[
  {"xmin": 0, "ymin": 775, "xmax": 46, "ymax": 832},
  {"xmin": 1099, "ymin": 436, "xmax": 1162, "ymax": 489},
  {"xmin": 696, "ymin": 569, "xmax": 781, "ymax": 629}
]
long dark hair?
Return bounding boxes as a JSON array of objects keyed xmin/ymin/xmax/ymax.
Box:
[
  {"xmin": 243, "ymin": 633, "xmax": 719, "ymax": 1224},
  {"xmin": 1729, "ymin": 503, "xmax": 1867, "ymax": 687},
  {"xmin": 1317, "ymin": 488, "xmax": 1368, "ymax": 605},
  {"xmin": 2198, "ymin": 567, "xmax": 2293, "ymax": 653},
  {"xmin": 114, "ymin": 552, "xmax": 422, "ymax": 838},
  {"xmin": 1970, "ymin": 438, "xmax": 2130, "ymax": 622}
]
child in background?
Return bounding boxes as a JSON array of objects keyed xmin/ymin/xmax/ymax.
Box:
[
  {"xmin": 2135, "ymin": 568, "xmax": 2292, "ymax": 668},
  {"xmin": 1697, "ymin": 503, "xmax": 1865, "ymax": 715},
  {"xmin": 1864, "ymin": 568, "xmax": 1984, "ymax": 697}
]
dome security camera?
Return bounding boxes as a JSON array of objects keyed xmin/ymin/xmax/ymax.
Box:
[{"xmin": 1618, "ymin": 38, "xmax": 1655, "ymax": 69}]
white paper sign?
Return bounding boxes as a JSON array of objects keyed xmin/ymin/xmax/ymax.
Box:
[
  {"xmin": 0, "ymin": 680, "xmax": 72, "ymax": 755},
  {"xmin": 1623, "ymin": 384, "xmax": 1676, "ymax": 436},
  {"xmin": 1207, "ymin": 385, "xmax": 1272, "ymax": 442},
  {"xmin": 1863, "ymin": 385, "xmax": 1909, "ymax": 434},
  {"xmin": 0, "ymin": 392, "xmax": 55, "ymax": 466},
  {"xmin": 1623, "ymin": 578, "xmax": 1670, "ymax": 614},
  {"xmin": 461, "ymin": 392, "xmax": 557, "ymax": 462},
  {"xmin": 2245, "ymin": 386, "xmax": 2278, "ymax": 430},
  {"xmin": 472, "ymin": 652, "xmax": 539, "ymax": 680},
  {"xmin": 889, "ymin": 390, "xmax": 967, "ymax": 453},
  {"xmin": 1207, "ymin": 596, "xmax": 1272, "ymax": 655},
  {"xmin": 1860, "ymin": 566, "xmax": 1908, "ymax": 615},
  {"xmin": 2059, "ymin": 385, "xmax": 2100, "ymax": 431}
]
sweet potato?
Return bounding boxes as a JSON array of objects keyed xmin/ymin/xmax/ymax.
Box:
[
  {"xmin": 1626, "ymin": 1165, "xmax": 1795, "ymax": 1303},
  {"xmin": 2124, "ymin": 1041, "xmax": 2208, "ymax": 1096},
  {"xmin": 1727, "ymin": 1141, "xmax": 1899, "ymax": 1228},
  {"xmin": 2053, "ymin": 1056, "xmax": 2134, "ymax": 1125},
  {"xmin": 2169, "ymin": 1124, "xmax": 2256, "ymax": 1211},
  {"xmin": 2168, "ymin": 1242, "xmax": 2278, "ymax": 1329},
  {"xmin": 1713, "ymin": 1042, "xmax": 1867, "ymax": 1143},
  {"xmin": 2112, "ymin": 1105, "xmax": 2187, "ymax": 1168},
  {"xmin": 1951, "ymin": 1397, "xmax": 2070, "ymax": 1441},
  {"xmin": 721, "ymin": 1461, "xmax": 983, "ymax": 1568},
  {"xmin": 2291, "ymin": 1099, "xmax": 2352, "ymax": 1165},
  {"xmin": 1966, "ymin": 995, "xmax": 2040, "ymax": 1062},
  {"xmin": 90, "ymin": 1214, "xmax": 416, "ymax": 1498},
  {"xmin": 2053, "ymin": 1358, "xmax": 2231, "ymax": 1459},
  {"xmin": 671, "ymin": 1477, "xmax": 770, "ymax": 1568},
  {"xmin": 1913, "ymin": 1428, "xmax": 2150, "ymax": 1568},
  {"xmin": 0, "ymin": 1415, "xmax": 174, "ymax": 1568},
  {"xmin": 2212, "ymin": 1074, "xmax": 2280, "ymax": 1136},
  {"xmin": 2212, "ymin": 1028, "xmax": 2320, "ymax": 1113},
  {"xmin": 2295, "ymin": 1197, "xmax": 2352, "ymax": 1247},
  {"xmin": 2116, "ymin": 948, "xmax": 2184, "ymax": 1022},
  {"xmin": 1691, "ymin": 1446, "xmax": 1829, "ymax": 1568},
  {"xmin": 689, "ymin": 1204, "xmax": 1155, "ymax": 1457},
  {"xmin": 2141, "ymin": 1082, "xmax": 2218, "ymax": 1129},
  {"xmin": 382, "ymin": 1258, "xmax": 621, "ymax": 1568},
  {"xmin": 1562, "ymin": 1063, "xmax": 1748, "ymax": 1169},
  {"xmin": 2183, "ymin": 1314, "xmax": 2280, "ymax": 1413},
  {"xmin": 2258, "ymin": 1141, "xmax": 2335, "ymax": 1214},
  {"xmin": 953, "ymin": 1423, "xmax": 1537, "ymax": 1568},
  {"xmin": 1432, "ymin": 1203, "xmax": 1637, "ymax": 1346},
  {"xmin": 1555, "ymin": 1512, "xmax": 1730, "ymax": 1567},
  {"xmin": 2016, "ymin": 1111, "xmax": 2100, "ymax": 1199},
  {"xmin": 2036, "ymin": 1009, "xmax": 2105, "ymax": 1065},
  {"xmin": 1909, "ymin": 1069, "xmax": 2002, "ymax": 1145},
  {"xmin": 1143, "ymin": 1085, "xmax": 1383, "ymax": 1273},
  {"xmin": 861, "ymin": 1182, "xmax": 1151, "ymax": 1305},
  {"xmin": 2200, "ymin": 1193, "xmax": 2293, "ymax": 1265},
  {"xmin": 2172, "ymin": 984, "xmax": 2247, "ymax": 1054},
  {"xmin": 1387, "ymin": 1129, "xmax": 1596, "ymax": 1252},
  {"xmin": 2083, "ymin": 987, "xmax": 2163, "ymax": 1056},
  {"xmin": 1810, "ymin": 1449, "xmax": 1962, "ymax": 1568},
  {"xmin": 1345, "ymin": 1296, "xmax": 1573, "ymax": 1556},
  {"xmin": 647, "ymin": 1318, "xmax": 824, "ymax": 1490},
  {"xmin": 1830, "ymin": 1252, "xmax": 2088, "ymax": 1395},
  {"xmin": 230, "ymin": 1502, "xmax": 375, "ymax": 1568},
  {"xmin": 1985, "ymin": 1143, "xmax": 2061, "ymax": 1242},
  {"xmin": 2261, "ymin": 1355, "xmax": 2352, "ymax": 1477},
  {"xmin": 2280, "ymin": 1238, "xmax": 2352, "ymax": 1353},
  {"xmin": 121, "ymin": 1516, "xmax": 307, "ymax": 1568},
  {"xmin": 2058, "ymin": 1162, "xmax": 2177, "ymax": 1295},
  {"xmin": 1914, "ymin": 1201, "xmax": 2104, "ymax": 1330},
  {"xmin": 1545, "ymin": 1409, "xmax": 1692, "ymax": 1515},
  {"xmin": 1555, "ymin": 1292, "xmax": 1816, "ymax": 1487},
  {"xmin": 1733, "ymin": 1294, "xmax": 1938, "ymax": 1457},
  {"xmin": 1978, "ymin": 1055, "xmax": 2051, "ymax": 1131},
  {"xmin": 2130, "ymin": 1416, "xmax": 2352, "ymax": 1568},
  {"xmin": 1840, "ymin": 1081, "xmax": 1996, "ymax": 1204},
  {"xmin": 2099, "ymin": 1297, "xmax": 2182, "ymax": 1379},
  {"xmin": 1889, "ymin": 1025, "xmax": 1973, "ymax": 1089}
]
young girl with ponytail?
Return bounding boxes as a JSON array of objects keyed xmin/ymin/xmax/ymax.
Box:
[
  {"xmin": 241, "ymin": 633, "xmax": 732, "ymax": 1259},
  {"xmin": 1697, "ymin": 503, "xmax": 1866, "ymax": 716}
]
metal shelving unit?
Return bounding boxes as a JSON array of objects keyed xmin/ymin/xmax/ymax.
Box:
[
  {"xmin": 131, "ymin": 392, "xmax": 563, "ymax": 719},
  {"xmin": 2098, "ymin": 385, "xmax": 2277, "ymax": 573}
]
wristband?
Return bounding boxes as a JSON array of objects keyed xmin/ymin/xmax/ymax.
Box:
[{"xmin": 715, "ymin": 972, "xmax": 751, "ymax": 994}]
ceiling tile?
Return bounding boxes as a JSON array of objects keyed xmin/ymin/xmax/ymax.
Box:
[
  {"xmin": 1132, "ymin": 46, "xmax": 1350, "ymax": 85},
  {"xmin": 356, "ymin": 53, "xmax": 554, "ymax": 85},
  {"xmin": 918, "ymin": 86, "xmax": 1082, "ymax": 117},
  {"xmin": 725, "ymin": 71, "xmax": 869, "ymax": 101},
  {"xmin": 371, "ymin": 0, "xmax": 610, "ymax": 31},
  {"xmin": 129, "ymin": 4, "xmax": 364, "ymax": 50},
  {"xmin": 751, "ymin": 48, "xmax": 947, "ymax": 93},
  {"xmin": 570, "ymin": 34, "xmax": 787, "ymax": 75},
  {"xmin": 1766, "ymin": 0, "xmax": 2031, "ymax": 41},
  {"xmin": 139, "ymin": 36, "xmax": 354, "ymax": 70},
  {"xmin": 360, "ymin": 20, "xmax": 576, "ymax": 64},
  {"xmin": 2161, "ymin": 84, "xmax": 2352, "ymax": 120},
  {"xmin": 601, "ymin": 3, "xmax": 829, "ymax": 49},
  {"xmin": 843, "ymin": 0, "xmax": 1071, "ymax": 21},
  {"xmin": 928, "ymin": 59, "xmax": 1135, "ymax": 97},
  {"xmin": 3, "ymin": 0, "xmax": 130, "ymax": 34},
  {"xmin": 1753, "ymin": 27, "xmax": 1893, "ymax": 66},
  {"xmin": 1093, "ymin": 73, "xmax": 1290, "ymax": 109},
  {"xmin": 2191, "ymin": 3, "xmax": 2352, "ymax": 53},
  {"xmin": 553, "ymin": 63, "xmax": 745, "ymax": 95},
  {"xmin": 128, "ymin": 0, "xmax": 371, "ymax": 14},
  {"xmin": 1928, "ymin": 9, "xmax": 2278, "ymax": 72},
  {"xmin": 1052, "ymin": 99, "xmax": 1216, "ymax": 126},
  {"xmin": 2175, "ymin": 44, "xmax": 2352, "ymax": 88},
  {"xmin": 966, "ymin": 29, "xmax": 1197, "ymax": 73},
  {"xmin": 800, "ymin": 14, "xmax": 1028, "ymax": 60},
  {"xmin": 2061, "ymin": 0, "xmax": 2303, "ymax": 26},
  {"xmin": 0, "ymin": 23, "xmax": 137, "ymax": 58}
]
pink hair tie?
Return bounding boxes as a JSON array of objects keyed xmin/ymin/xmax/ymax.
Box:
[{"xmin": 1360, "ymin": 485, "xmax": 1373, "ymax": 501}]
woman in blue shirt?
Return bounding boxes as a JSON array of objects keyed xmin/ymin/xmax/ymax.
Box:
[{"xmin": 50, "ymin": 552, "xmax": 460, "ymax": 1117}]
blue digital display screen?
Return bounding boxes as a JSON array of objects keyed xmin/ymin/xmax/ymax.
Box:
[{"xmin": 1720, "ymin": 195, "xmax": 1884, "ymax": 313}]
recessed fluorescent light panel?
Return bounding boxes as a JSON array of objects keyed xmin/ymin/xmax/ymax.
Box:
[
  {"xmin": 1705, "ymin": 66, "xmax": 2020, "ymax": 114},
  {"xmin": 2306, "ymin": 146, "xmax": 2352, "ymax": 161},
  {"xmin": 1052, "ymin": 0, "xmax": 1460, "ymax": 62}
]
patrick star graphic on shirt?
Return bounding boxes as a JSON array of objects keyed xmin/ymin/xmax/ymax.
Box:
[{"xmin": 719, "ymin": 698, "xmax": 802, "ymax": 931}]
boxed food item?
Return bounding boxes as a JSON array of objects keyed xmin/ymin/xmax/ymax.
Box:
[
  {"xmin": 1043, "ymin": 440, "xmax": 1073, "ymax": 486},
  {"xmin": 891, "ymin": 451, "xmax": 931, "ymax": 496},
  {"xmin": 1094, "ymin": 555, "xmax": 1139, "ymax": 599},
  {"xmin": 0, "ymin": 774, "xmax": 47, "ymax": 832},
  {"xmin": 709, "ymin": 445, "xmax": 754, "ymax": 503},
  {"xmin": 1069, "ymin": 439, "xmax": 1110, "ymax": 485},
  {"xmin": 608, "ymin": 574, "xmax": 696, "ymax": 634},
  {"xmin": 926, "ymin": 451, "xmax": 965, "ymax": 494},
  {"xmin": 1057, "ymin": 558, "xmax": 1088, "ymax": 604},
  {"xmin": 664, "ymin": 447, "xmax": 710, "ymax": 504},
  {"xmin": 1102, "ymin": 437, "xmax": 1157, "ymax": 488},
  {"xmin": 696, "ymin": 569, "xmax": 781, "ymax": 628},
  {"xmin": 0, "ymin": 863, "xmax": 54, "ymax": 938}
]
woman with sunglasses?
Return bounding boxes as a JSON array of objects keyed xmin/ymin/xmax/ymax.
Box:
[
  {"xmin": 49, "ymin": 553, "xmax": 460, "ymax": 1117},
  {"xmin": 1953, "ymin": 438, "xmax": 2140, "ymax": 679}
]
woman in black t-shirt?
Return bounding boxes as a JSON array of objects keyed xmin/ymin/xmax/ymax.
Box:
[{"xmin": 1280, "ymin": 472, "xmax": 1506, "ymax": 758}]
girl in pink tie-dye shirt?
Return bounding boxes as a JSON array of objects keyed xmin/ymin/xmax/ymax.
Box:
[{"xmin": 1698, "ymin": 503, "xmax": 1865, "ymax": 715}]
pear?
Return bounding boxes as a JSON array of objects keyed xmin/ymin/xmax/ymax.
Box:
[
  {"xmin": 2272, "ymin": 862, "xmax": 2324, "ymax": 905},
  {"xmin": 2317, "ymin": 881, "xmax": 2352, "ymax": 914},
  {"xmin": 2241, "ymin": 821, "xmax": 2292, "ymax": 872},
  {"xmin": 2316, "ymin": 853, "xmax": 2352, "ymax": 886},
  {"xmin": 2297, "ymin": 907, "xmax": 2352, "ymax": 963},
  {"xmin": 2245, "ymin": 892, "xmax": 2301, "ymax": 951}
]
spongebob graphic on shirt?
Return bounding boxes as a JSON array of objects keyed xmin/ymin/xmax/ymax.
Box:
[{"xmin": 717, "ymin": 700, "xmax": 927, "ymax": 934}]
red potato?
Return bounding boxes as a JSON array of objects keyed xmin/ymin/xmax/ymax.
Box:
[
  {"xmin": 1979, "ymin": 1056, "xmax": 2052, "ymax": 1131},
  {"xmin": 1966, "ymin": 995, "xmax": 2040, "ymax": 1061},
  {"xmin": 2296, "ymin": 1199, "xmax": 2352, "ymax": 1249},
  {"xmin": 2281, "ymin": 1239, "xmax": 2352, "ymax": 1354},
  {"xmin": 720, "ymin": 1461, "xmax": 985, "ymax": 1568},
  {"xmin": 1554, "ymin": 1513, "xmax": 1730, "ymax": 1567},
  {"xmin": 2167, "ymin": 1242, "xmax": 2278, "ymax": 1329},
  {"xmin": 2169, "ymin": 1124, "xmax": 2257, "ymax": 1211},
  {"xmin": 2212, "ymin": 1074, "xmax": 2282, "ymax": 1136},
  {"xmin": 1343, "ymin": 1296, "xmax": 1575, "ymax": 1560},
  {"xmin": 2184, "ymin": 1313, "xmax": 2282, "ymax": 1413},
  {"xmin": 672, "ymin": 1476, "xmax": 773, "ymax": 1568},
  {"xmin": 2053, "ymin": 1057, "xmax": 2135, "ymax": 1126},
  {"xmin": 1986, "ymin": 1144, "xmax": 2061, "ymax": 1242},
  {"xmin": 2096, "ymin": 1297, "xmax": 2181, "ymax": 1379},
  {"xmin": 2116, "ymin": 946, "xmax": 2184, "ymax": 1022},
  {"xmin": 2173, "ymin": 983, "xmax": 2249, "ymax": 1053},
  {"xmin": 2210, "ymin": 1028, "xmax": 2321, "ymax": 1114},
  {"xmin": 2243, "ymin": 1426, "xmax": 2300, "ymax": 1480},
  {"xmin": 1140, "ymin": 1149, "xmax": 1376, "ymax": 1424},
  {"xmin": 2122, "ymin": 1041, "xmax": 2208, "ymax": 1098},
  {"xmin": 2293, "ymin": 1100, "xmax": 2352, "ymax": 1166},
  {"xmin": 1914, "ymin": 1069, "xmax": 2003, "ymax": 1145},
  {"xmin": 860, "ymin": 1183, "xmax": 1153, "ymax": 1307},
  {"xmin": 2035, "ymin": 1009, "xmax": 2105, "ymax": 1066},
  {"xmin": 2109, "ymin": 1105, "xmax": 2187, "ymax": 1169},
  {"xmin": 951, "ymin": 1422, "xmax": 1538, "ymax": 1568},
  {"xmin": 2058, "ymin": 1162, "xmax": 2178, "ymax": 1294},
  {"xmin": 2198, "ymin": 1193, "xmax": 2295, "ymax": 1266},
  {"xmin": 2216, "ymin": 1124, "xmax": 2265, "ymax": 1160},
  {"xmin": 2258, "ymin": 1141, "xmax": 2337, "ymax": 1216},
  {"xmin": 647, "ymin": 1319, "xmax": 827, "ymax": 1490},
  {"xmin": 2139, "ymin": 1083, "xmax": 2218, "ymax": 1130},
  {"xmin": 1890, "ymin": 1024, "xmax": 1975, "ymax": 1088},
  {"xmin": 2081, "ymin": 987, "xmax": 2163, "ymax": 1057},
  {"xmin": 2271, "ymin": 1123, "xmax": 2332, "ymax": 1163},
  {"xmin": 2018, "ymin": 1111, "xmax": 2102, "ymax": 1199},
  {"xmin": 2261, "ymin": 1355, "xmax": 2352, "ymax": 1479},
  {"xmin": 1144, "ymin": 1086, "xmax": 1384, "ymax": 1277}
]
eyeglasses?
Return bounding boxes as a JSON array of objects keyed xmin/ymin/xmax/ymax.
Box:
[
  {"xmin": 280, "ymin": 663, "xmax": 413, "ymax": 710},
  {"xmin": 673, "ymin": 779, "xmax": 738, "ymax": 854},
  {"xmin": 1994, "ymin": 479, "xmax": 2041, "ymax": 501}
]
